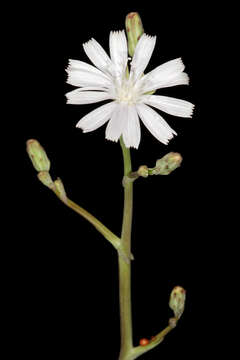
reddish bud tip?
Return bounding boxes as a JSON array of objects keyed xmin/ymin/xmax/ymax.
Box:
[{"xmin": 127, "ymin": 12, "xmax": 138, "ymax": 19}]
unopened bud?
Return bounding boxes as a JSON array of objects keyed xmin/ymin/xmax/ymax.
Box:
[
  {"xmin": 37, "ymin": 171, "xmax": 55, "ymax": 189},
  {"xmin": 26, "ymin": 139, "xmax": 50, "ymax": 172},
  {"xmin": 169, "ymin": 286, "xmax": 186, "ymax": 319},
  {"xmin": 125, "ymin": 12, "xmax": 144, "ymax": 57},
  {"xmin": 137, "ymin": 165, "xmax": 149, "ymax": 178},
  {"xmin": 153, "ymin": 152, "xmax": 182, "ymax": 175},
  {"xmin": 54, "ymin": 178, "xmax": 67, "ymax": 203}
]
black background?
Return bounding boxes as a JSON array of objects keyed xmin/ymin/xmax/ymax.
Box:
[{"xmin": 12, "ymin": 1, "xmax": 228, "ymax": 358}]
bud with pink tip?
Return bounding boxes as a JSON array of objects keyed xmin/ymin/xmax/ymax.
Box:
[
  {"xmin": 26, "ymin": 139, "xmax": 50, "ymax": 172},
  {"xmin": 169, "ymin": 286, "xmax": 186, "ymax": 319},
  {"xmin": 125, "ymin": 12, "xmax": 144, "ymax": 57}
]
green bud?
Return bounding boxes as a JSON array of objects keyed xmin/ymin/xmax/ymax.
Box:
[
  {"xmin": 169, "ymin": 286, "xmax": 186, "ymax": 320},
  {"xmin": 26, "ymin": 139, "xmax": 50, "ymax": 172},
  {"xmin": 137, "ymin": 165, "xmax": 149, "ymax": 178},
  {"xmin": 37, "ymin": 171, "xmax": 55, "ymax": 189},
  {"xmin": 152, "ymin": 152, "xmax": 182, "ymax": 175},
  {"xmin": 125, "ymin": 12, "xmax": 144, "ymax": 57},
  {"xmin": 54, "ymin": 178, "xmax": 67, "ymax": 203}
]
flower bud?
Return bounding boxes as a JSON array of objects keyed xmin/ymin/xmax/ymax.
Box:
[
  {"xmin": 169, "ymin": 286, "xmax": 186, "ymax": 319},
  {"xmin": 26, "ymin": 139, "xmax": 50, "ymax": 172},
  {"xmin": 54, "ymin": 178, "xmax": 67, "ymax": 203},
  {"xmin": 137, "ymin": 165, "xmax": 149, "ymax": 178},
  {"xmin": 37, "ymin": 171, "xmax": 55, "ymax": 189},
  {"xmin": 125, "ymin": 12, "xmax": 144, "ymax": 57},
  {"xmin": 153, "ymin": 152, "xmax": 182, "ymax": 175}
]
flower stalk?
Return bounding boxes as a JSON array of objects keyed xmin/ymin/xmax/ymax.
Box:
[
  {"xmin": 118, "ymin": 136, "xmax": 134, "ymax": 360},
  {"xmin": 52, "ymin": 183, "xmax": 132, "ymax": 262}
]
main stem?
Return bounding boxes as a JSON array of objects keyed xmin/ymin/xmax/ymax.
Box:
[{"xmin": 118, "ymin": 137, "xmax": 134, "ymax": 360}]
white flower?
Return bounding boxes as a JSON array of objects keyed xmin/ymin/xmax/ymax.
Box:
[{"xmin": 66, "ymin": 31, "xmax": 194, "ymax": 148}]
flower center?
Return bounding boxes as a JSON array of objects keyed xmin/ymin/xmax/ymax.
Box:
[{"xmin": 116, "ymin": 79, "xmax": 139, "ymax": 105}]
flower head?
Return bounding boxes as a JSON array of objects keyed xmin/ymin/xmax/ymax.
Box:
[{"xmin": 66, "ymin": 31, "xmax": 194, "ymax": 148}]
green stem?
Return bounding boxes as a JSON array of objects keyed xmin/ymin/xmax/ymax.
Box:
[
  {"xmin": 118, "ymin": 138, "xmax": 177, "ymax": 360},
  {"xmin": 66, "ymin": 198, "xmax": 121, "ymax": 249},
  {"xmin": 130, "ymin": 322, "xmax": 176, "ymax": 359},
  {"xmin": 118, "ymin": 137, "xmax": 134, "ymax": 360},
  {"xmin": 53, "ymin": 190, "xmax": 122, "ymax": 253}
]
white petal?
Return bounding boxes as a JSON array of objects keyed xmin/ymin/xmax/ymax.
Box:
[
  {"xmin": 115, "ymin": 105, "xmax": 129, "ymax": 148},
  {"xmin": 67, "ymin": 86, "xmax": 111, "ymax": 92},
  {"xmin": 121, "ymin": 105, "xmax": 141, "ymax": 148},
  {"xmin": 67, "ymin": 59, "xmax": 110, "ymax": 77},
  {"xmin": 109, "ymin": 30, "xmax": 128, "ymax": 78},
  {"xmin": 105, "ymin": 104, "xmax": 124, "ymax": 142},
  {"xmin": 66, "ymin": 59, "xmax": 111, "ymax": 88},
  {"xmin": 126, "ymin": 106, "xmax": 141, "ymax": 148},
  {"xmin": 66, "ymin": 70, "xmax": 111, "ymax": 88},
  {"xmin": 136, "ymin": 103, "xmax": 176, "ymax": 145},
  {"xmin": 76, "ymin": 102, "xmax": 116, "ymax": 132},
  {"xmin": 156, "ymin": 72, "xmax": 189, "ymax": 89},
  {"xmin": 66, "ymin": 88, "xmax": 113, "ymax": 104},
  {"xmin": 140, "ymin": 58, "xmax": 188, "ymax": 93},
  {"xmin": 83, "ymin": 38, "xmax": 114, "ymax": 76},
  {"xmin": 130, "ymin": 34, "xmax": 156, "ymax": 82},
  {"xmin": 142, "ymin": 95, "xmax": 194, "ymax": 118}
]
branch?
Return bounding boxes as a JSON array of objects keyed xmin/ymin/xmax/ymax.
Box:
[
  {"xmin": 130, "ymin": 319, "xmax": 177, "ymax": 360},
  {"xmin": 51, "ymin": 178, "xmax": 132, "ymax": 264}
]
